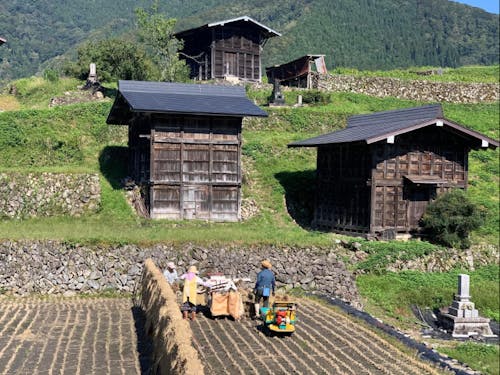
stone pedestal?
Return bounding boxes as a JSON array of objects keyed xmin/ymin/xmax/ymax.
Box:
[
  {"xmin": 440, "ymin": 274, "xmax": 496, "ymax": 338},
  {"xmin": 269, "ymin": 80, "xmax": 285, "ymax": 106}
]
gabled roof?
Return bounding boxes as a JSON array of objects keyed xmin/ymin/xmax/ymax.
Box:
[
  {"xmin": 106, "ymin": 80, "xmax": 267, "ymax": 124},
  {"xmin": 175, "ymin": 15, "xmax": 281, "ymax": 39},
  {"xmin": 0, "ymin": 37, "xmax": 6, "ymax": 45},
  {"xmin": 289, "ymin": 104, "xmax": 498, "ymax": 150}
]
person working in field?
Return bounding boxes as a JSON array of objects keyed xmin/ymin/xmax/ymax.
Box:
[
  {"xmin": 253, "ymin": 259, "xmax": 276, "ymax": 319},
  {"xmin": 163, "ymin": 262, "xmax": 178, "ymax": 284},
  {"xmin": 180, "ymin": 265, "xmax": 209, "ymax": 320}
]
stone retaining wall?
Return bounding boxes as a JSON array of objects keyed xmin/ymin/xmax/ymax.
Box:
[
  {"xmin": 141, "ymin": 258, "xmax": 205, "ymax": 375},
  {"xmin": 318, "ymin": 74, "xmax": 499, "ymax": 103},
  {"xmin": 0, "ymin": 173, "xmax": 100, "ymax": 218},
  {"xmin": 0, "ymin": 241, "xmax": 362, "ymax": 308}
]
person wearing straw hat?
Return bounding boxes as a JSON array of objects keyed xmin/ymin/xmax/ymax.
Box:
[
  {"xmin": 179, "ymin": 265, "xmax": 209, "ymax": 320},
  {"xmin": 163, "ymin": 261, "xmax": 178, "ymax": 285},
  {"xmin": 253, "ymin": 259, "xmax": 276, "ymax": 319}
]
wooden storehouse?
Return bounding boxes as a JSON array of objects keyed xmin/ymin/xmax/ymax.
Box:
[
  {"xmin": 289, "ymin": 104, "xmax": 498, "ymax": 238},
  {"xmin": 175, "ymin": 16, "xmax": 281, "ymax": 82},
  {"xmin": 266, "ymin": 55, "xmax": 327, "ymax": 89},
  {"xmin": 107, "ymin": 80, "xmax": 267, "ymax": 220}
]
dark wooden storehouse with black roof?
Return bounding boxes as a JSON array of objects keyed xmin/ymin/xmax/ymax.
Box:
[
  {"xmin": 107, "ymin": 80, "xmax": 267, "ymax": 221},
  {"xmin": 175, "ymin": 16, "xmax": 281, "ymax": 82},
  {"xmin": 289, "ymin": 104, "xmax": 498, "ymax": 238},
  {"xmin": 266, "ymin": 54, "xmax": 327, "ymax": 89}
]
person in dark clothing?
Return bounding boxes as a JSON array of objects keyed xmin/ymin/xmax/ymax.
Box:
[{"xmin": 254, "ymin": 259, "xmax": 276, "ymax": 318}]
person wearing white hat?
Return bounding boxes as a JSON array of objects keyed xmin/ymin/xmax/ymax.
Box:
[{"xmin": 163, "ymin": 261, "xmax": 178, "ymax": 285}]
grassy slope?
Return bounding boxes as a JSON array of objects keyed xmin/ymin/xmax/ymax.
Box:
[{"xmin": 331, "ymin": 65, "xmax": 500, "ymax": 83}]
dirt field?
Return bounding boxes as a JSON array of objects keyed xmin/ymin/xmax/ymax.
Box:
[
  {"xmin": 0, "ymin": 296, "xmax": 446, "ymax": 374},
  {"xmin": 0, "ymin": 297, "xmax": 149, "ymax": 375},
  {"xmin": 191, "ymin": 298, "xmax": 443, "ymax": 375}
]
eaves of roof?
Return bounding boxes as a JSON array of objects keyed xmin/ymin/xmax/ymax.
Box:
[
  {"xmin": 106, "ymin": 80, "xmax": 267, "ymax": 124},
  {"xmin": 175, "ymin": 15, "xmax": 281, "ymax": 38},
  {"xmin": 289, "ymin": 117, "xmax": 498, "ymax": 150}
]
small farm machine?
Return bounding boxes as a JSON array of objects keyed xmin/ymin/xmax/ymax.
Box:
[{"xmin": 260, "ymin": 301, "xmax": 297, "ymax": 335}]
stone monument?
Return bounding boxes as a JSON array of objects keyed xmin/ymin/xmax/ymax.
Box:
[
  {"xmin": 440, "ymin": 274, "xmax": 496, "ymax": 338},
  {"xmin": 270, "ymin": 79, "xmax": 285, "ymax": 106}
]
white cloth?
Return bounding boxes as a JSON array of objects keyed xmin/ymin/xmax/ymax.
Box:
[{"xmin": 163, "ymin": 269, "xmax": 178, "ymax": 284}]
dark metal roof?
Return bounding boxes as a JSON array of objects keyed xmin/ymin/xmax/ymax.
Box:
[
  {"xmin": 289, "ymin": 104, "xmax": 498, "ymax": 149},
  {"xmin": 175, "ymin": 16, "xmax": 281, "ymax": 39},
  {"xmin": 107, "ymin": 80, "xmax": 267, "ymax": 124}
]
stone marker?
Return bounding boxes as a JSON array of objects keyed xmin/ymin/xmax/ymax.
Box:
[
  {"xmin": 440, "ymin": 274, "xmax": 496, "ymax": 338},
  {"xmin": 88, "ymin": 63, "xmax": 97, "ymax": 84}
]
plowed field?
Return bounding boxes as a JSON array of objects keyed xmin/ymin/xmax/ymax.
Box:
[{"xmin": 191, "ymin": 298, "xmax": 443, "ymax": 375}]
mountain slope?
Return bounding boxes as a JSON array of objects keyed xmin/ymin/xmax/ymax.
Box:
[{"xmin": 0, "ymin": 0, "xmax": 498, "ymax": 81}]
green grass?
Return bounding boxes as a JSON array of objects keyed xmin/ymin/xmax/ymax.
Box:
[
  {"xmin": 357, "ymin": 265, "xmax": 500, "ymax": 323},
  {"xmin": 331, "ymin": 65, "xmax": 500, "ymax": 83},
  {"xmin": 439, "ymin": 343, "xmax": 499, "ymax": 375},
  {"xmin": 7, "ymin": 77, "xmax": 83, "ymax": 109},
  {"xmin": 354, "ymin": 241, "xmax": 443, "ymax": 274}
]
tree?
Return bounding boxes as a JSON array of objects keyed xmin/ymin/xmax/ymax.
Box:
[
  {"xmin": 65, "ymin": 38, "xmax": 154, "ymax": 82},
  {"xmin": 421, "ymin": 189, "xmax": 485, "ymax": 249},
  {"xmin": 135, "ymin": 3, "xmax": 189, "ymax": 82}
]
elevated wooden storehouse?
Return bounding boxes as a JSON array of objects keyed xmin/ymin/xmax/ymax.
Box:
[
  {"xmin": 289, "ymin": 104, "xmax": 498, "ymax": 238},
  {"xmin": 175, "ymin": 16, "xmax": 281, "ymax": 82},
  {"xmin": 107, "ymin": 80, "xmax": 267, "ymax": 220},
  {"xmin": 266, "ymin": 55, "xmax": 327, "ymax": 89}
]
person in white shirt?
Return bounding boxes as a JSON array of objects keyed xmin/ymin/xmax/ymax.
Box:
[{"xmin": 163, "ymin": 262, "xmax": 178, "ymax": 285}]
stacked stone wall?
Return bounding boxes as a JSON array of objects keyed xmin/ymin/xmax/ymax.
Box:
[
  {"xmin": 317, "ymin": 74, "xmax": 499, "ymax": 103},
  {"xmin": 0, "ymin": 173, "xmax": 100, "ymax": 218},
  {"xmin": 0, "ymin": 241, "xmax": 362, "ymax": 308}
]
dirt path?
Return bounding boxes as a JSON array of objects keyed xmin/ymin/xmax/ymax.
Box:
[
  {"xmin": 0, "ymin": 297, "xmax": 149, "ymax": 375},
  {"xmin": 190, "ymin": 298, "xmax": 444, "ymax": 375}
]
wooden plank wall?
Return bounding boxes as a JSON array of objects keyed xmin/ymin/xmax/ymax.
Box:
[
  {"xmin": 314, "ymin": 144, "xmax": 371, "ymax": 233},
  {"xmin": 370, "ymin": 128, "xmax": 468, "ymax": 232},
  {"xmin": 213, "ymin": 26, "xmax": 260, "ymax": 80},
  {"xmin": 148, "ymin": 115, "xmax": 242, "ymax": 221}
]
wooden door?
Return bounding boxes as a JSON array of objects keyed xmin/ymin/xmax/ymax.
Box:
[
  {"xmin": 407, "ymin": 185, "xmax": 434, "ymax": 228},
  {"xmin": 224, "ymin": 52, "xmax": 237, "ymax": 76},
  {"xmin": 182, "ymin": 185, "xmax": 209, "ymax": 219}
]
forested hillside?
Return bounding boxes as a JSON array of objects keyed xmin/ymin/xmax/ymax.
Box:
[{"xmin": 0, "ymin": 0, "xmax": 498, "ymax": 82}]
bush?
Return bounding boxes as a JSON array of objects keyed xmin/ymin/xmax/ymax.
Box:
[
  {"xmin": 43, "ymin": 69, "xmax": 60, "ymax": 83},
  {"xmin": 301, "ymin": 90, "xmax": 331, "ymax": 104},
  {"xmin": 421, "ymin": 189, "xmax": 485, "ymax": 249}
]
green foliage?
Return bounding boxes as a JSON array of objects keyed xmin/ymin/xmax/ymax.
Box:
[
  {"xmin": 43, "ymin": 69, "xmax": 59, "ymax": 83},
  {"xmin": 331, "ymin": 65, "xmax": 500, "ymax": 83},
  {"xmin": 0, "ymin": 0, "xmax": 498, "ymax": 82},
  {"xmin": 355, "ymin": 241, "xmax": 441, "ymax": 274},
  {"xmin": 9, "ymin": 77, "xmax": 82, "ymax": 109},
  {"xmin": 440, "ymin": 343, "xmax": 499, "ymax": 375},
  {"xmin": 135, "ymin": 2, "xmax": 189, "ymax": 82},
  {"xmin": 0, "ymin": 102, "xmax": 112, "ymax": 169},
  {"xmin": 300, "ymin": 90, "xmax": 331, "ymax": 104},
  {"xmin": 421, "ymin": 189, "xmax": 485, "ymax": 249},
  {"xmin": 357, "ymin": 265, "xmax": 500, "ymax": 322},
  {"xmin": 65, "ymin": 39, "xmax": 154, "ymax": 82}
]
